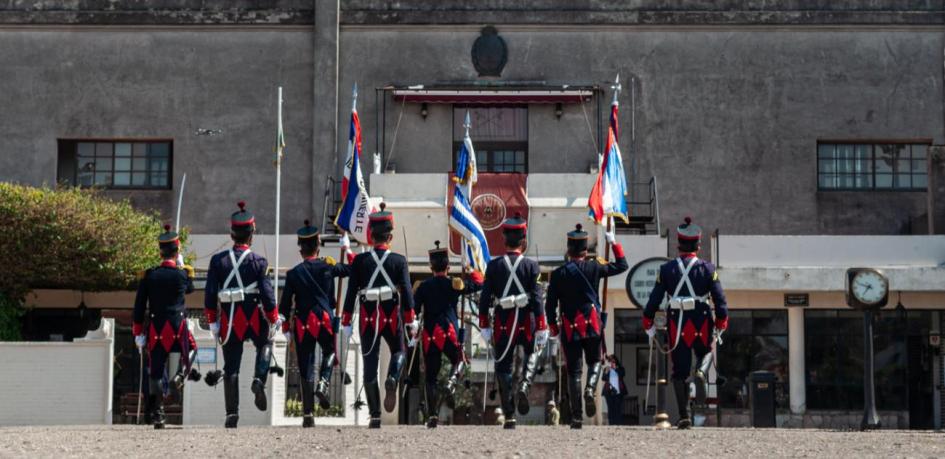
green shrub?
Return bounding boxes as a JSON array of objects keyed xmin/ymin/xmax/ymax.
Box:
[{"xmin": 0, "ymin": 183, "xmax": 188, "ymax": 340}]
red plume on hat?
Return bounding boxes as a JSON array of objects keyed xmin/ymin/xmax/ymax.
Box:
[{"xmin": 231, "ymin": 200, "xmax": 255, "ymax": 227}]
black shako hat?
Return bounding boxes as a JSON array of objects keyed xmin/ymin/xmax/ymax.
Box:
[
  {"xmin": 158, "ymin": 224, "xmax": 179, "ymax": 249},
  {"xmin": 428, "ymin": 240, "xmax": 449, "ymax": 265},
  {"xmin": 368, "ymin": 202, "xmax": 394, "ymax": 236},
  {"xmin": 297, "ymin": 219, "xmax": 319, "ymax": 244},
  {"xmin": 566, "ymin": 223, "xmax": 588, "ymax": 253},
  {"xmin": 230, "ymin": 201, "xmax": 255, "ymax": 230}
]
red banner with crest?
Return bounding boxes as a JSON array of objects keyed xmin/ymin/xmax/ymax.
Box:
[{"xmin": 448, "ymin": 173, "xmax": 529, "ymax": 258}]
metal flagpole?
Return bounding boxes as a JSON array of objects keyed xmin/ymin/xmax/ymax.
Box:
[{"xmin": 274, "ymin": 86, "xmax": 284, "ymax": 305}]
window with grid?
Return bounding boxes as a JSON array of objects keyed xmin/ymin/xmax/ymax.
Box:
[
  {"xmin": 58, "ymin": 140, "xmax": 172, "ymax": 189},
  {"xmin": 453, "ymin": 106, "xmax": 527, "ymax": 173},
  {"xmin": 817, "ymin": 142, "xmax": 928, "ymax": 191}
]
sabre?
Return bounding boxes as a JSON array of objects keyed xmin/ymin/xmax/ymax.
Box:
[{"xmin": 136, "ymin": 347, "xmax": 144, "ymax": 424}]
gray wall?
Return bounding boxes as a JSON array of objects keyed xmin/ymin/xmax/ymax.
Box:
[
  {"xmin": 342, "ymin": 28, "xmax": 943, "ymax": 235},
  {"xmin": 0, "ymin": 29, "xmax": 316, "ymax": 233},
  {"xmin": 0, "ymin": 2, "xmax": 942, "ymax": 236}
]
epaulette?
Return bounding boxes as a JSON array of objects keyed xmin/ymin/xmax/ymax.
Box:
[
  {"xmin": 451, "ymin": 277, "xmax": 465, "ymax": 291},
  {"xmin": 596, "ymin": 256, "xmax": 608, "ymax": 265},
  {"xmin": 323, "ymin": 255, "xmax": 337, "ymax": 266}
]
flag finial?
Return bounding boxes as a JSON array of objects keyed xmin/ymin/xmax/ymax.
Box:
[
  {"xmin": 463, "ymin": 110, "xmax": 471, "ymax": 135},
  {"xmin": 352, "ymin": 83, "xmax": 358, "ymax": 110},
  {"xmin": 611, "ymin": 74, "xmax": 621, "ymax": 104}
]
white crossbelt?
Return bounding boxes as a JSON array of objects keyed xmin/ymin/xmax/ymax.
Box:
[
  {"xmin": 361, "ymin": 250, "xmax": 394, "ymax": 356},
  {"xmin": 496, "ymin": 254, "xmax": 527, "ymax": 363},
  {"xmin": 218, "ymin": 248, "xmax": 257, "ymax": 345}
]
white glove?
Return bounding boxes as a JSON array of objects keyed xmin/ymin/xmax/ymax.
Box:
[
  {"xmin": 535, "ymin": 329, "xmax": 550, "ymax": 348},
  {"xmin": 340, "ymin": 233, "xmax": 350, "ymax": 250},
  {"xmin": 134, "ymin": 334, "xmax": 146, "ymax": 349},
  {"xmin": 210, "ymin": 322, "xmax": 220, "ymax": 340},
  {"xmin": 269, "ymin": 315, "xmax": 284, "ymax": 339},
  {"xmin": 406, "ymin": 320, "xmax": 419, "ymax": 337},
  {"xmin": 283, "ymin": 331, "xmax": 293, "ymax": 343},
  {"xmin": 408, "ymin": 337, "xmax": 418, "ymax": 347},
  {"xmin": 604, "ymin": 229, "xmax": 616, "ymax": 245},
  {"xmin": 343, "ymin": 325, "xmax": 353, "ymax": 340},
  {"xmin": 645, "ymin": 326, "xmax": 656, "ymax": 340},
  {"xmin": 480, "ymin": 327, "xmax": 492, "ymax": 343},
  {"xmin": 176, "ymin": 253, "xmax": 185, "ymax": 268}
]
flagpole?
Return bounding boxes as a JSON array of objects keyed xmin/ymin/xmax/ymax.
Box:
[
  {"xmin": 274, "ymin": 86, "xmax": 283, "ymax": 305},
  {"xmin": 336, "ymin": 84, "xmax": 359, "ymax": 316}
]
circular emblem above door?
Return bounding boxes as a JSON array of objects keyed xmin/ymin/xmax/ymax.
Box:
[
  {"xmin": 471, "ymin": 193, "xmax": 506, "ymax": 230},
  {"xmin": 471, "ymin": 26, "xmax": 507, "ymax": 78}
]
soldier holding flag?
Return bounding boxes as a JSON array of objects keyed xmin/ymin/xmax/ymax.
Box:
[{"xmin": 545, "ymin": 224, "xmax": 628, "ymax": 429}]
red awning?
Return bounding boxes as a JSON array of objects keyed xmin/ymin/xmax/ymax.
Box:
[{"xmin": 392, "ymin": 89, "xmax": 593, "ymax": 104}]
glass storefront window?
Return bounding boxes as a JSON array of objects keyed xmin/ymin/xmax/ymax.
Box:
[
  {"xmin": 716, "ymin": 310, "xmax": 789, "ymax": 409},
  {"xmin": 804, "ymin": 310, "xmax": 929, "ymax": 411}
]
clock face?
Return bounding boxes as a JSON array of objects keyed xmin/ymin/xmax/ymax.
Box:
[{"xmin": 851, "ymin": 270, "xmax": 888, "ymax": 305}]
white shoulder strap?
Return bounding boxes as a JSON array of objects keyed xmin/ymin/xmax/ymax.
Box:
[
  {"xmin": 367, "ymin": 250, "xmax": 395, "ymax": 289},
  {"xmin": 670, "ymin": 256, "xmax": 699, "ymax": 300},
  {"xmin": 501, "ymin": 254, "xmax": 527, "ymax": 298},
  {"xmin": 222, "ymin": 248, "xmax": 253, "ymax": 291}
]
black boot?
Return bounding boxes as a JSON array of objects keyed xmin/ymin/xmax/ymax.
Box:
[
  {"xmin": 584, "ymin": 361, "xmax": 602, "ymax": 418},
  {"xmin": 384, "ymin": 352, "xmax": 405, "ymax": 413},
  {"xmin": 425, "ymin": 380, "xmax": 440, "ymax": 421},
  {"xmin": 302, "ymin": 415, "xmax": 315, "ymax": 428},
  {"xmin": 516, "ymin": 352, "xmax": 540, "ymax": 415},
  {"xmin": 316, "ymin": 352, "xmax": 335, "ymax": 410},
  {"xmin": 301, "ymin": 379, "xmax": 315, "ymax": 417},
  {"xmin": 568, "ymin": 372, "xmax": 584, "ymax": 429},
  {"xmin": 252, "ymin": 345, "xmax": 272, "ymax": 412},
  {"xmin": 673, "ymin": 379, "xmax": 692, "ymax": 429},
  {"xmin": 496, "ymin": 372, "xmax": 516, "ymax": 429},
  {"xmin": 149, "ymin": 378, "xmax": 166, "ymax": 429},
  {"xmin": 426, "ymin": 415, "xmax": 438, "ymax": 428},
  {"xmin": 365, "ymin": 380, "xmax": 382, "ymax": 428},
  {"xmin": 223, "ymin": 374, "xmax": 239, "ymax": 428}
]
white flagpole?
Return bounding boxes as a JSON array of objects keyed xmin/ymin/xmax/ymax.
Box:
[{"xmin": 274, "ymin": 86, "xmax": 283, "ymax": 303}]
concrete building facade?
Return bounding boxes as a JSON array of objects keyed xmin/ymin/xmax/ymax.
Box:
[{"xmin": 3, "ymin": 1, "xmax": 945, "ymax": 428}]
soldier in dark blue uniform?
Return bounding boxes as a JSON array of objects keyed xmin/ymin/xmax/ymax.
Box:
[
  {"xmin": 133, "ymin": 225, "xmax": 197, "ymax": 429},
  {"xmin": 546, "ymin": 223, "xmax": 628, "ymax": 429},
  {"xmin": 643, "ymin": 217, "xmax": 728, "ymax": 429},
  {"xmin": 413, "ymin": 241, "xmax": 484, "ymax": 428},
  {"xmin": 342, "ymin": 203, "xmax": 417, "ymax": 428},
  {"xmin": 279, "ymin": 220, "xmax": 352, "ymax": 427},
  {"xmin": 203, "ymin": 201, "xmax": 280, "ymax": 428},
  {"xmin": 478, "ymin": 213, "xmax": 550, "ymax": 429}
]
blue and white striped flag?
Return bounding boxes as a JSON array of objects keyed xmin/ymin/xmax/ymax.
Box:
[{"xmin": 449, "ymin": 114, "xmax": 490, "ymax": 275}]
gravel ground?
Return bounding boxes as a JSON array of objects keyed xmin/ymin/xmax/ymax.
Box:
[{"xmin": 0, "ymin": 425, "xmax": 942, "ymax": 458}]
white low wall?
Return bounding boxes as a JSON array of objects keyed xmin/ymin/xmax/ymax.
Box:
[
  {"xmin": 0, "ymin": 319, "xmax": 114, "ymax": 425},
  {"xmin": 719, "ymin": 235, "xmax": 945, "ymax": 267},
  {"xmin": 182, "ymin": 320, "xmax": 289, "ymax": 426}
]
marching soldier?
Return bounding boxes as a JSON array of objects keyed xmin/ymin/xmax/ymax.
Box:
[
  {"xmin": 279, "ymin": 220, "xmax": 352, "ymax": 427},
  {"xmin": 478, "ymin": 213, "xmax": 550, "ymax": 429},
  {"xmin": 133, "ymin": 224, "xmax": 198, "ymax": 429},
  {"xmin": 546, "ymin": 223, "xmax": 628, "ymax": 429},
  {"xmin": 342, "ymin": 203, "xmax": 418, "ymax": 428},
  {"xmin": 642, "ymin": 217, "xmax": 728, "ymax": 429},
  {"xmin": 413, "ymin": 241, "xmax": 484, "ymax": 428},
  {"xmin": 204, "ymin": 201, "xmax": 281, "ymax": 428}
]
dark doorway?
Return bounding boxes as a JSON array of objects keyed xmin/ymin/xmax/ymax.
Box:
[{"xmin": 907, "ymin": 335, "xmax": 934, "ymax": 429}]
